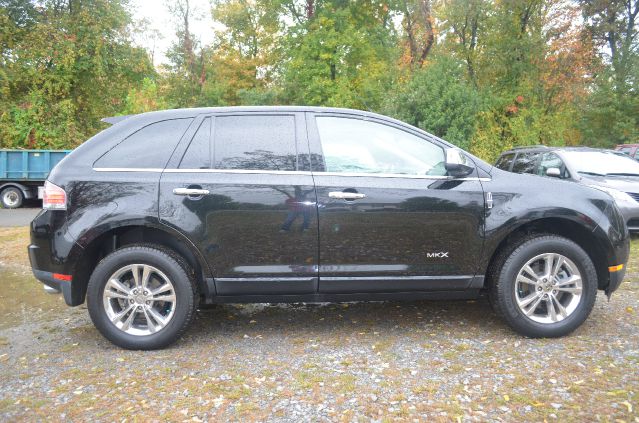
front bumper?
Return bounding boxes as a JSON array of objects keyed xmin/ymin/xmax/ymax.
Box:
[
  {"xmin": 606, "ymin": 267, "xmax": 627, "ymax": 296},
  {"xmin": 616, "ymin": 202, "xmax": 639, "ymax": 232}
]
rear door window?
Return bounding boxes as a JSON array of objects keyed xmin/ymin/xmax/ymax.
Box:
[
  {"xmin": 511, "ymin": 152, "xmax": 540, "ymax": 174},
  {"xmin": 95, "ymin": 118, "xmax": 193, "ymax": 169},
  {"xmin": 213, "ymin": 115, "xmax": 297, "ymax": 171}
]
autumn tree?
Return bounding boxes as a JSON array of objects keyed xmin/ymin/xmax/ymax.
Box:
[
  {"xmin": 208, "ymin": 0, "xmax": 281, "ymax": 104},
  {"xmin": 398, "ymin": 0, "xmax": 436, "ymax": 68},
  {"xmin": 0, "ymin": 0, "xmax": 153, "ymax": 148}
]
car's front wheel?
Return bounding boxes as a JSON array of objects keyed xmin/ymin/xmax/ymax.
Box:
[
  {"xmin": 489, "ymin": 235, "xmax": 598, "ymax": 338},
  {"xmin": 87, "ymin": 245, "xmax": 198, "ymax": 350}
]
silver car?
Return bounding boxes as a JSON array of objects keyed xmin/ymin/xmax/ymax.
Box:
[{"xmin": 496, "ymin": 146, "xmax": 639, "ymax": 232}]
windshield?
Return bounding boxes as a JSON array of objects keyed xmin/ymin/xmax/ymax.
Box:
[{"xmin": 562, "ymin": 151, "xmax": 639, "ymax": 176}]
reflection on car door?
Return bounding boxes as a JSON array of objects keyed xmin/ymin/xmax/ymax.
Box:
[
  {"xmin": 306, "ymin": 113, "xmax": 486, "ymax": 294},
  {"xmin": 159, "ymin": 112, "xmax": 319, "ymax": 296}
]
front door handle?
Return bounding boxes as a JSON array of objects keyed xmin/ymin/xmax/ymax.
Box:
[
  {"xmin": 173, "ymin": 187, "xmax": 210, "ymax": 196},
  {"xmin": 328, "ymin": 191, "xmax": 366, "ymax": 200}
]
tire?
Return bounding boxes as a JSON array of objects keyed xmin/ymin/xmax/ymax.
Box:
[
  {"xmin": 1, "ymin": 187, "xmax": 23, "ymax": 209},
  {"xmin": 86, "ymin": 245, "xmax": 198, "ymax": 350},
  {"xmin": 489, "ymin": 235, "xmax": 597, "ymax": 338}
]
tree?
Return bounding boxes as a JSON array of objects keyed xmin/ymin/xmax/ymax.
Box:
[
  {"xmin": 579, "ymin": 0, "xmax": 639, "ymax": 146},
  {"xmin": 208, "ymin": 0, "xmax": 281, "ymax": 104},
  {"xmin": 386, "ymin": 56, "xmax": 481, "ymax": 150},
  {"xmin": 280, "ymin": 0, "xmax": 398, "ymax": 109},
  {"xmin": 163, "ymin": 0, "xmax": 208, "ymax": 107},
  {"xmin": 0, "ymin": 0, "xmax": 154, "ymax": 148},
  {"xmin": 436, "ymin": 0, "xmax": 491, "ymax": 87},
  {"xmin": 398, "ymin": 0, "xmax": 436, "ymax": 68}
]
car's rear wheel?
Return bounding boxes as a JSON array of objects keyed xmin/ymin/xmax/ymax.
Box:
[
  {"xmin": 1, "ymin": 187, "xmax": 23, "ymax": 209},
  {"xmin": 489, "ymin": 235, "xmax": 597, "ymax": 338},
  {"xmin": 87, "ymin": 245, "xmax": 198, "ymax": 350}
]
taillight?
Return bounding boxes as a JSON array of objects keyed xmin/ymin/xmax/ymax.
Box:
[{"xmin": 43, "ymin": 181, "xmax": 67, "ymax": 210}]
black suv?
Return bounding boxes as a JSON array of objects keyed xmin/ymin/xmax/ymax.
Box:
[{"xmin": 29, "ymin": 107, "xmax": 629, "ymax": 349}]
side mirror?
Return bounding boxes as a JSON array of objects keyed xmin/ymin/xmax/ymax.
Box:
[
  {"xmin": 445, "ymin": 148, "xmax": 474, "ymax": 178},
  {"xmin": 546, "ymin": 167, "xmax": 561, "ymax": 178}
]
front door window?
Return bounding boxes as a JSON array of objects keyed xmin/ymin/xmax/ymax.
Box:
[{"xmin": 315, "ymin": 117, "xmax": 447, "ymax": 176}]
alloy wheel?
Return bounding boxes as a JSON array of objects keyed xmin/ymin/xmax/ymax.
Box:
[
  {"xmin": 514, "ymin": 253, "xmax": 583, "ymax": 324},
  {"xmin": 102, "ymin": 264, "xmax": 177, "ymax": 336}
]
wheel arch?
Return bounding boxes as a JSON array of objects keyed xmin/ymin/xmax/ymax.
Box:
[
  {"xmin": 68, "ymin": 223, "xmax": 212, "ymax": 306},
  {"xmin": 0, "ymin": 182, "xmax": 32, "ymax": 204},
  {"xmin": 483, "ymin": 217, "xmax": 610, "ymax": 291}
]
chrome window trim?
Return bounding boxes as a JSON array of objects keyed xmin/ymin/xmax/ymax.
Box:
[
  {"xmin": 94, "ymin": 168, "xmax": 165, "ymax": 172},
  {"xmin": 93, "ymin": 167, "xmax": 490, "ymax": 181}
]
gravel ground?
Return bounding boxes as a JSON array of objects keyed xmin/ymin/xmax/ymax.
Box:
[{"xmin": 0, "ymin": 228, "xmax": 638, "ymax": 422}]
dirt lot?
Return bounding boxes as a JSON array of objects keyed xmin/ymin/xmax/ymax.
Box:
[{"xmin": 0, "ymin": 226, "xmax": 638, "ymax": 422}]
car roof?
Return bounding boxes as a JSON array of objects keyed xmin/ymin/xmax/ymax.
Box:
[
  {"xmin": 105, "ymin": 106, "xmax": 459, "ymax": 150},
  {"xmin": 107, "ymin": 106, "xmax": 413, "ymax": 125}
]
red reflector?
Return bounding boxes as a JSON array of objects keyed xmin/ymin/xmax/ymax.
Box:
[{"xmin": 53, "ymin": 273, "xmax": 72, "ymax": 282}]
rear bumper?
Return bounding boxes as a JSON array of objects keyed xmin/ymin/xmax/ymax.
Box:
[
  {"xmin": 28, "ymin": 209, "xmax": 84, "ymax": 306},
  {"xmin": 31, "ymin": 268, "xmax": 75, "ymax": 305}
]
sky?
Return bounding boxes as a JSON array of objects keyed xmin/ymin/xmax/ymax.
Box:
[{"xmin": 130, "ymin": 0, "xmax": 216, "ymax": 67}]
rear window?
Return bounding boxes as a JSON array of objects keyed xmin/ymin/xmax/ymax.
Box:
[
  {"xmin": 511, "ymin": 152, "xmax": 540, "ymax": 174},
  {"xmin": 495, "ymin": 153, "xmax": 515, "ymax": 171},
  {"xmin": 212, "ymin": 115, "xmax": 297, "ymax": 171},
  {"xmin": 95, "ymin": 119, "xmax": 192, "ymax": 169}
]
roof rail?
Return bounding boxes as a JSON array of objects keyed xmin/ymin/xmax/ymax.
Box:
[
  {"xmin": 510, "ymin": 145, "xmax": 549, "ymax": 150},
  {"xmin": 101, "ymin": 115, "xmax": 132, "ymax": 125}
]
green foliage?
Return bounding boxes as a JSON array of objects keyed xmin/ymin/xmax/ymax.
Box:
[
  {"xmin": 385, "ymin": 56, "xmax": 481, "ymax": 151},
  {"xmin": 121, "ymin": 77, "xmax": 169, "ymax": 115},
  {"xmin": 579, "ymin": 69, "xmax": 639, "ymax": 147},
  {"xmin": 280, "ymin": 1, "xmax": 398, "ymax": 110},
  {"xmin": 0, "ymin": 0, "xmax": 154, "ymax": 148}
]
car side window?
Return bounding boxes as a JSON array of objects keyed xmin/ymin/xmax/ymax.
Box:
[
  {"xmin": 95, "ymin": 118, "xmax": 193, "ymax": 169},
  {"xmin": 180, "ymin": 117, "xmax": 212, "ymax": 169},
  {"xmin": 495, "ymin": 153, "xmax": 515, "ymax": 171},
  {"xmin": 511, "ymin": 152, "xmax": 540, "ymax": 174},
  {"xmin": 213, "ymin": 115, "xmax": 297, "ymax": 171},
  {"xmin": 315, "ymin": 116, "xmax": 446, "ymax": 176},
  {"xmin": 619, "ymin": 147, "xmax": 632, "ymax": 156},
  {"xmin": 538, "ymin": 152, "xmax": 568, "ymax": 178}
]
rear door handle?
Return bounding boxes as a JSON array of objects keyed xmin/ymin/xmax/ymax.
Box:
[
  {"xmin": 328, "ymin": 191, "xmax": 366, "ymax": 200},
  {"xmin": 173, "ymin": 188, "xmax": 210, "ymax": 196}
]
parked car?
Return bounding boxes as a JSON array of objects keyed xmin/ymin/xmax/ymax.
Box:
[
  {"xmin": 615, "ymin": 143, "xmax": 639, "ymax": 160},
  {"xmin": 0, "ymin": 149, "xmax": 71, "ymax": 208},
  {"xmin": 496, "ymin": 146, "xmax": 639, "ymax": 232},
  {"xmin": 29, "ymin": 107, "xmax": 629, "ymax": 349}
]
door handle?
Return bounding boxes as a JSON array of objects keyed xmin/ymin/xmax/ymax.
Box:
[
  {"xmin": 328, "ymin": 191, "xmax": 366, "ymax": 200},
  {"xmin": 173, "ymin": 187, "xmax": 210, "ymax": 196}
]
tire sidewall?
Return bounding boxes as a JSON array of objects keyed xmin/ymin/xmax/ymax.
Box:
[
  {"xmin": 87, "ymin": 248, "xmax": 194, "ymax": 350},
  {"xmin": 499, "ymin": 237, "xmax": 597, "ymax": 337}
]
